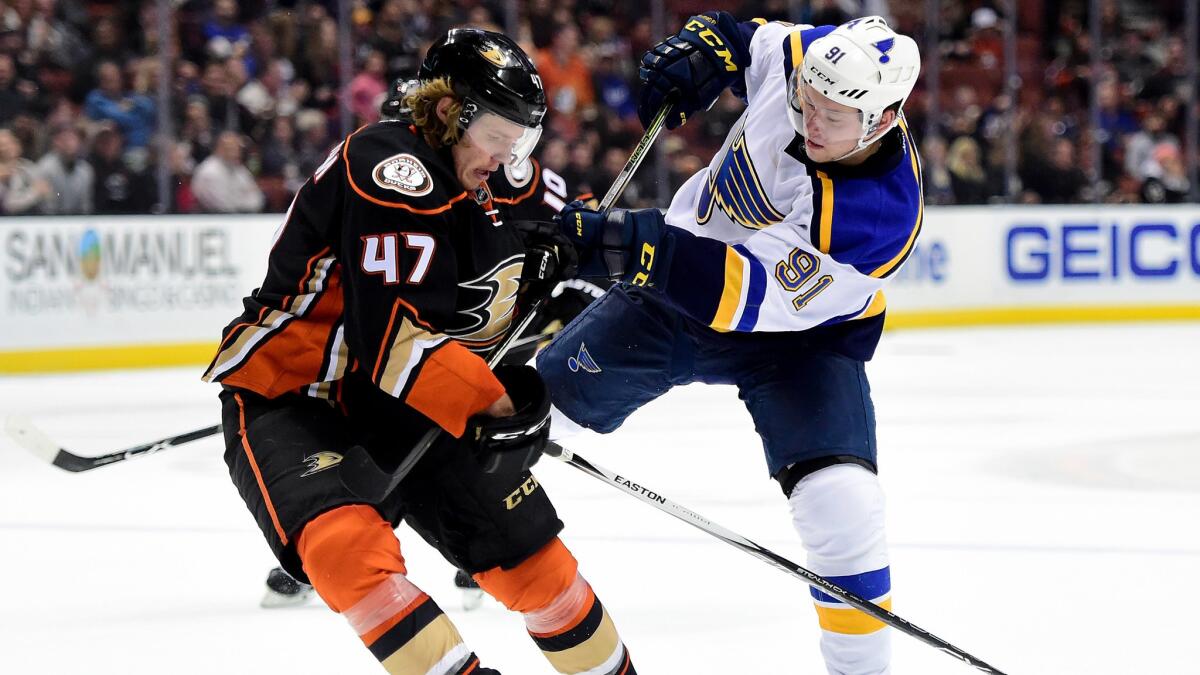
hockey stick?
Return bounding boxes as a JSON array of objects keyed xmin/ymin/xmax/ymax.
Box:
[
  {"xmin": 338, "ymin": 98, "xmax": 674, "ymax": 502},
  {"xmin": 544, "ymin": 441, "xmax": 1009, "ymax": 675},
  {"xmin": 338, "ymin": 298, "xmax": 547, "ymax": 502},
  {"xmin": 5, "ymin": 415, "xmax": 221, "ymax": 473},
  {"xmin": 597, "ymin": 94, "xmax": 672, "ymax": 211}
]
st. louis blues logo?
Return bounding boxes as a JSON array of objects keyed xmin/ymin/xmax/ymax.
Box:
[
  {"xmin": 567, "ymin": 343, "xmax": 601, "ymax": 373},
  {"xmin": 872, "ymin": 38, "xmax": 895, "ymax": 63}
]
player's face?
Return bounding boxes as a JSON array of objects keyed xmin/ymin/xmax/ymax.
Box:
[
  {"xmin": 795, "ymin": 80, "xmax": 865, "ymax": 162},
  {"xmin": 453, "ymin": 113, "xmax": 539, "ymax": 190}
]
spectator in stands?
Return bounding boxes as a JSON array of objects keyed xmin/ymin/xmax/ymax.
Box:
[
  {"xmin": 180, "ymin": 96, "xmax": 216, "ymax": 164},
  {"xmin": 346, "ymin": 49, "xmax": 386, "ymax": 126},
  {"xmin": 198, "ymin": 60, "xmax": 250, "ymax": 133},
  {"xmin": 294, "ymin": 108, "xmax": 332, "ymax": 178},
  {"xmin": 165, "ymin": 141, "xmax": 197, "ymax": 214},
  {"xmin": 260, "ymin": 114, "xmax": 301, "ymax": 192},
  {"xmin": 0, "ymin": 127, "xmax": 49, "ymax": 215},
  {"xmin": 1124, "ymin": 112, "xmax": 1178, "ymax": 181},
  {"xmin": 535, "ymin": 21, "xmax": 595, "ymax": 121},
  {"xmin": 238, "ymin": 58, "xmax": 298, "ymax": 123},
  {"xmin": 0, "ymin": 52, "xmax": 33, "ymax": 125},
  {"xmin": 591, "ymin": 47, "xmax": 635, "ymax": 121},
  {"xmin": 24, "ymin": 0, "xmax": 88, "ymax": 70},
  {"xmin": 203, "ymin": 0, "xmax": 250, "ymax": 60},
  {"xmin": 91, "ymin": 125, "xmax": 156, "ymax": 214},
  {"xmin": 1140, "ymin": 142, "xmax": 1191, "ymax": 204},
  {"xmin": 84, "ymin": 60, "xmax": 156, "ymax": 149},
  {"xmin": 947, "ymin": 137, "xmax": 990, "ymax": 205},
  {"xmin": 1025, "ymin": 137, "xmax": 1089, "ymax": 204},
  {"xmin": 921, "ymin": 136, "xmax": 956, "ymax": 206},
  {"xmin": 35, "ymin": 124, "xmax": 92, "ymax": 215},
  {"xmin": 191, "ymin": 130, "xmax": 264, "ymax": 213}
]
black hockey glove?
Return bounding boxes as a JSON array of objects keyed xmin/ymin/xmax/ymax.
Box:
[
  {"xmin": 467, "ymin": 365, "xmax": 551, "ymax": 474},
  {"xmin": 515, "ymin": 219, "xmax": 579, "ymax": 284},
  {"xmin": 557, "ymin": 200, "xmax": 668, "ymax": 286},
  {"xmin": 637, "ymin": 12, "xmax": 751, "ymax": 129}
]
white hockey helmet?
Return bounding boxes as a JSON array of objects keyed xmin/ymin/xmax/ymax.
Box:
[{"xmin": 788, "ymin": 17, "xmax": 920, "ymax": 155}]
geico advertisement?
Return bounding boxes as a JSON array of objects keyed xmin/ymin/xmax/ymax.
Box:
[
  {"xmin": 889, "ymin": 206, "xmax": 1200, "ymax": 309},
  {"xmin": 1, "ymin": 216, "xmax": 275, "ymax": 349}
]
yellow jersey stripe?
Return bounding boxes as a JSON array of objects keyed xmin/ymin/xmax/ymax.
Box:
[
  {"xmin": 711, "ymin": 247, "xmax": 746, "ymax": 331},
  {"xmin": 858, "ymin": 290, "xmax": 887, "ymax": 319},
  {"xmin": 817, "ymin": 170, "xmax": 835, "ymax": 254},
  {"xmin": 814, "ymin": 597, "xmax": 892, "ymax": 635},
  {"xmin": 790, "ymin": 31, "xmax": 804, "ymax": 71}
]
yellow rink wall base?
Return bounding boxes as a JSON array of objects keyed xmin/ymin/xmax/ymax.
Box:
[
  {"xmin": 2, "ymin": 307, "xmax": 1198, "ymax": 374},
  {"xmin": 0, "ymin": 343, "xmax": 218, "ymax": 374}
]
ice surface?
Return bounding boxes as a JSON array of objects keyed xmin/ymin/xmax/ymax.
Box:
[{"xmin": 1, "ymin": 323, "xmax": 1197, "ymax": 674}]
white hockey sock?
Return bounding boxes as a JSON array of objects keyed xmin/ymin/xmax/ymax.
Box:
[{"xmin": 788, "ymin": 464, "xmax": 891, "ymax": 675}]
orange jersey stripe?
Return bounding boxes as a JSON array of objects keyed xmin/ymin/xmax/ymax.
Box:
[{"xmin": 235, "ymin": 392, "xmax": 288, "ymax": 545}]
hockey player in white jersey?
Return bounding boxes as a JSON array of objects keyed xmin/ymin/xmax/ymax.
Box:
[{"xmin": 537, "ymin": 13, "xmax": 922, "ymax": 674}]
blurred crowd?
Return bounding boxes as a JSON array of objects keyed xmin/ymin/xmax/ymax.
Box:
[{"xmin": 0, "ymin": 0, "xmax": 1195, "ymax": 216}]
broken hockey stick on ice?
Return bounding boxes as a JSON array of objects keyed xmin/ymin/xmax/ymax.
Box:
[
  {"xmin": 4, "ymin": 416, "xmax": 221, "ymax": 472},
  {"xmin": 338, "ymin": 96, "xmax": 676, "ymax": 502},
  {"xmin": 545, "ymin": 441, "xmax": 1009, "ymax": 675}
]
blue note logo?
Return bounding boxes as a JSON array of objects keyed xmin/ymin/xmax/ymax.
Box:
[
  {"xmin": 872, "ymin": 38, "xmax": 895, "ymax": 63},
  {"xmin": 567, "ymin": 343, "xmax": 601, "ymax": 373}
]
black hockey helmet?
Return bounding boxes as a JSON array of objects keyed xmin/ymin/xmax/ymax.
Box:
[{"xmin": 418, "ymin": 28, "xmax": 546, "ymax": 164}]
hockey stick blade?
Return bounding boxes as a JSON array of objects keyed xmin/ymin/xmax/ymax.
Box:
[
  {"xmin": 545, "ymin": 441, "xmax": 1008, "ymax": 674},
  {"xmin": 5, "ymin": 415, "xmax": 221, "ymax": 472}
]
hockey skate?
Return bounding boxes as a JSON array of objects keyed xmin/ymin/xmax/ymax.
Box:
[
  {"xmin": 454, "ymin": 569, "xmax": 485, "ymax": 611},
  {"xmin": 260, "ymin": 566, "xmax": 316, "ymax": 608}
]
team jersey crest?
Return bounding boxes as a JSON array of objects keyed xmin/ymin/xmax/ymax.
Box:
[
  {"xmin": 696, "ymin": 120, "xmax": 787, "ymax": 230},
  {"xmin": 373, "ymin": 153, "xmax": 433, "ymax": 196},
  {"xmin": 445, "ymin": 255, "xmax": 524, "ymax": 349}
]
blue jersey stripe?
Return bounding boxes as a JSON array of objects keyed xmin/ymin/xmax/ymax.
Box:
[
  {"xmin": 732, "ymin": 244, "xmax": 766, "ymax": 331},
  {"xmin": 810, "ymin": 566, "xmax": 891, "ymax": 604}
]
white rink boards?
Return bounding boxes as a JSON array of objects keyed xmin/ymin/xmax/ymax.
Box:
[{"xmin": 0, "ymin": 322, "xmax": 1197, "ymax": 674}]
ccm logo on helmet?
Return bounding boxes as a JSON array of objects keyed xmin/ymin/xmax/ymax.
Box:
[{"xmin": 808, "ymin": 64, "xmax": 837, "ymax": 86}]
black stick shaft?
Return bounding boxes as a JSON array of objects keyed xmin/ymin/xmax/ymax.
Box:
[
  {"xmin": 6, "ymin": 416, "xmax": 221, "ymax": 473},
  {"xmin": 546, "ymin": 442, "xmax": 1008, "ymax": 675}
]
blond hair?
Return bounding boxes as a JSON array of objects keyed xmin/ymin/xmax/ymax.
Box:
[{"xmin": 404, "ymin": 77, "xmax": 463, "ymax": 148}]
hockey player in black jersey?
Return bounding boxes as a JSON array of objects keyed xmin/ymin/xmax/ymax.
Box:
[
  {"xmin": 260, "ymin": 74, "xmax": 611, "ymax": 613},
  {"xmin": 204, "ymin": 29, "xmax": 634, "ymax": 675}
]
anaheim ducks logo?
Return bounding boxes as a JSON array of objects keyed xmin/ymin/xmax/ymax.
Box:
[
  {"xmin": 445, "ymin": 255, "xmax": 523, "ymax": 350},
  {"xmin": 373, "ymin": 153, "xmax": 433, "ymax": 197},
  {"xmin": 300, "ymin": 451, "xmax": 343, "ymax": 477},
  {"xmin": 478, "ymin": 44, "xmax": 509, "ymax": 67}
]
